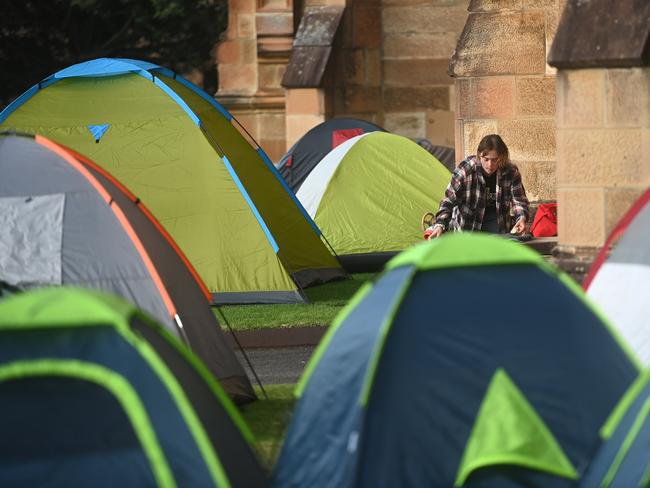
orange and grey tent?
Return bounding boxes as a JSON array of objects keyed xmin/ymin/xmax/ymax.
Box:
[{"xmin": 0, "ymin": 133, "xmax": 254, "ymax": 403}]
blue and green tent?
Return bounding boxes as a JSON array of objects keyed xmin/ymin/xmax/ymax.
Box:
[
  {"xmin": 273, "ymin": 234, "xmax": 640, "ymax": 487},
  {"xmin": 581, "ymin": 372, "xmax": 650, "ymax": 487},
  {"xmin": 0, "ymin": 287, "xmax": 268, "ymax": 487},
  {"xmin": 0, "ymin": 58, "xmax": 345, "ymax": 304}
]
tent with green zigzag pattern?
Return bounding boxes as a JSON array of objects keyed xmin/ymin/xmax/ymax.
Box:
[
  {"xmin": 0, "ymin": 287, "xmax": 268, "ymax": 487},
  {"xmin": 273, "ymin": 233, "xmax": 640, "ymax": 487}
]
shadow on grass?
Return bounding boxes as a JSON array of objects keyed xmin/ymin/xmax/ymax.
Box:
[
  {"xmin": 240, "ymin": 384, "xmax": 296, "ymax": 472},
  {"xmin": 218, "ymin": 273, "xmax": 377, "ymax": 330}
]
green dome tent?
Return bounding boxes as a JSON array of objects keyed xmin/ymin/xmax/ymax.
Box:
[
  {"xmin": 0, "ymin": 287, "xmax": 268, "ymax": 487},
  {"xmin": 295, "ymin": 132, "xmax": 451, "ymax": 271},
  {"xmin": 274, "ymin": 234, "xmax": 639, "ymax": 487},
  {"xmin": 0, "ymin": 58, "xmax": 345, "ymax": 304}
]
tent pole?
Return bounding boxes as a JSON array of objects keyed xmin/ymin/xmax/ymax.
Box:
[{"xmin": 215, "ymin": 307, "xmax": 268, "ymax": 400}]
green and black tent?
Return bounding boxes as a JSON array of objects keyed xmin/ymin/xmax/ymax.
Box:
[
  {"xmin": 274, "ymin": 234, "xmax": 640, "ymax": 487},
  {"xmin": 0, "ymin": 287, "xmax": 268, "ymax": 487},
  {"xmin": 0, "ymin": 58, "xmax": 345, "ymax": 304}
]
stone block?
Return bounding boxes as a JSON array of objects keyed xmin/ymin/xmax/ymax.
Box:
[
  {"xmin": 449, "ymin": 83, "xmax": 456, "ymax": 113},
  {"xmin": 515, "ymin": 160, "xmax": 556, "ymax": 201},
  {"xmin": 382, "ymin": 0, "xmax": 464, "ymax": 5},
  {"xmin": 426, "ymin": 109, "xmax": 456, "ymax": 147},
  {"xmin": 230, "ymin": 0, "xmax": 255, "ymax": 13},
  {"xmin": 383, "ymin": 32, "xmax": 461, "ymax": 60},
  {"xmin": 516, "ymin": 76, "xmax": 556, "ymax": 116},
  {"xmin": 256, "ymin": 13, "xmax": 293, "ymax": 37},
  {"xmin": 556, "ymin": 69, "xmax": 604, "ymax": 128},
  {"xmin": 643, "ymin": 129, "xmax": 650, "ymax": 182},
  {"xmin": 285, "ymin": 88, "xmax": 326, "ymax": 114},
  {"xmin": 231, "ymin": 112, "xmax": 259, "ymax": 140},
  {"xmin": 216, "ymin": 41, "xmax": 241, "ymax": 64},
  {"xmin": 259, "ymin": 139, "xmax": 286, "ymax": 163},
  {"xmin": 556, "ymin": 128, "xmax": 643, "ymax": 186},
  {"xmin": 456, "ymin": 78, "xmax": 472, "ymax": 118},
  {"xmin": 606, "ymin": 68, "xmax": 650, "ymax": 128},
  {"xmin": 523, "ymin": 0, "xmax": 557, "ymax": 8},
  {"xmin": 385, "ymin": 86, "xmax": 449, "ymax": 112},
  {"xmin": 469, "ymin": 0, "xmax": 523, "ymax": 12},
  {"xmin": 218, "ymin": 64, "xmax": 257, "ymax": 94},
  {"xmin": 344, "ymin": 49, "xmax": 366, "ymax": 85},
  {"xmin": 557, "ymin": 189, "xmax": 605, "ymax": 247},
  {"xmin": 384, "ymin": 59, "xmax": 454, "ymax": 86},
  {"xmin": 455, "ymin": 119, "xmax": 464, "ymax": 162},
  {"xmin": 366, "ymin": 49, "xmax": 381, "ymax": 87},
  {"xmin": 498, "ymin": 118, "xmax": 556, "ymax": 162},
  {"xmin": 237, "ymin": 14, "xmax": 255, "ymax": 38},
  {"xmin": 544, "ymin": 9, "xmax": 560, "ymax": 75},
  {"xmin": 605, "ymin": 188, "xmax": 645, "ymax": 236},
  {"xmin": 450, "ymin": 11, "xmax": 547, "ymax": 77},
  {"xmin": 353, "ymin": 5, "xmax": 382, "ymax": 48},
  {"xmin": 471, "ymin": 76, "xmax": 516, "ymax": 118},
  {"xmin": 286, "ymin": 114, "xmax": 326, "ymax": 148},
  {"xmin": 257, "ymin": 0, "xmax": 291, "ymax": 9},
  {"xmin": 258, "ymin": 112, "xmax": 286, "ymax": 140},
  {"xmin": 383, "ymin": 5, "xmax": 469, "ymax": 34},
  {"xmin": 463, "ymin": 119, "xmax": 498, "ymax": 156},
  {"xmin": 344, "ymin": 86, "xmax": 382, "ymax": 113},
  {"xmin": 384, "ymin": 112, "xmax": 426, "ymax": 139}
]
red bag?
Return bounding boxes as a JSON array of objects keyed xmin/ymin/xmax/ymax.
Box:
[{"xmin": 530, "ymin": 203, "xmax": 557, "ymax": 237}]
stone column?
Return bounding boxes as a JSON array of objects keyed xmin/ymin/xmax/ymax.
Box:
[
  {"xmin": 449, "ymin": 0, "xmax": 562, "ymax": 203},
  {"xmin": 382, "ymin": 0, "xmax": 468, "ymax": 146},
  {"xmin": 548, "ymin": 0, "xmax": 650, "ymax": 282},
  {"xmin": 216, "ymin": 0, "xmax": 293, "ymax": 162},
  {"xmin": 553, "ymin": 68, "xmax": 650, "ymax": 277}
]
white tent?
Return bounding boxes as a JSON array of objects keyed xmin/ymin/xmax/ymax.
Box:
[{"xmin": 585, "ymin": 188, "xmax": 650, "ymax": 364}]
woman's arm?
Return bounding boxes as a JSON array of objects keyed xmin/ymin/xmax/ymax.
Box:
[
  {"xmin": 434, "ymin": 163, "xmax": 467, "ymax": 231},
  {"xmin": 510, "ymin": 165, "xmax": 529, "ymax": 225}
]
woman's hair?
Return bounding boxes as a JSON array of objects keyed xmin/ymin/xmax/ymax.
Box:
[{"xmin": 477, "ymin": 134, "xmax": 510, "ymax": 169}]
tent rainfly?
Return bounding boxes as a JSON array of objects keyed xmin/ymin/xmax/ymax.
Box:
[
  {"xmin": 276, "ymin": 118, "xmax": 387, "ymax": 192},
  {"xmin": 584, "ymin": 187, "xmax": 650, "ymax": 366},
  {"xmin": 0, "ymin": 133, "xmax": 254, "ymax": 403},
  {"xmin": 274, "ymin": 234, "xmax": 639, "ymax": 487},
  {"xmin": 296, "ymin": 132, "xmax": 451, "ymax": 271},
  {"xmin": 0, "ymin": 287, "xmax": 268, "ymax": 488},
  {"xmin": 0, "ymin": 58, "xmax": 346, "ymax": 304}
]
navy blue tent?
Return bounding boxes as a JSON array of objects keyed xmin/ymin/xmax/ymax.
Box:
[
  {"xmin": 276, "ymin": 118, "xmax": 386, "ymax": 191},
  {"xmin": 274, "ymin": 234, "xmax": 640, "ymax": 487},
  {"xmin": 581, "ymin": 372, "xmax": 650, "ymax": 487},
  {"xmin": 0, "ymin": 287, "xmax": 268, "ymax": 487}
]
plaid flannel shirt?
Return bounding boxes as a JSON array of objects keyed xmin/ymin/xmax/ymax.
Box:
[{"xmin": 434, "ymin": 156, "xmax": 529, "ymax": 232}]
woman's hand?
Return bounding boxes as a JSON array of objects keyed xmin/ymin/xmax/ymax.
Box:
[
  {"xmin": 510, "ymin": 217, "xmax": 526, "ymax": 235},
  {"xmin": 426, "ymin": 225, "xmax": 444, "ymax": 240}
]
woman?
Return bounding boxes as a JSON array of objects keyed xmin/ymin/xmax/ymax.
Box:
[{"xmin": 427, "ymin": 134, "xmax": 529, "ymax": 239}]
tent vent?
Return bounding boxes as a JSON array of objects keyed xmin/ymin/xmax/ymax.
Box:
[{"xmin": 87, "ymin": 124, "xmax": 110, "ymax": 143}]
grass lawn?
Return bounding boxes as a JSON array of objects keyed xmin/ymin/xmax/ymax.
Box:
[
  {"xmin": 240, "ymin": 384, "xmax": 296, "ymax": 471},
  {"xmin": 216, "ymin": 273, "xmax": 376, "ymax": 330}
]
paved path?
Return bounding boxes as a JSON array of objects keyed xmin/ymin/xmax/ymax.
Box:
[{"xmin": 235, "ymin": 346, "xmax": 315, "ymax": 386}]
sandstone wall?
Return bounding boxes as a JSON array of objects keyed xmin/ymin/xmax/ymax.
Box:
[
  {"xmin": 381, "ymin": 0, "xmax": 467, "ymax": 147},
  {"xmin": 216, "ymin": 0, "xmax": 293, "ymax": 161},
  {"xmin": 450, "ymin": 0, "xmax": 563, "ymax": 202},
  {"xmin": 556, "ymin": 67, "xmax": 650, "ymax": 248}
]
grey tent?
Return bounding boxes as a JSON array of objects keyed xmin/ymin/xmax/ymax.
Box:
[{"xmin": 0, "ymin": 133, "xmax": 254, "ymax": 403}]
